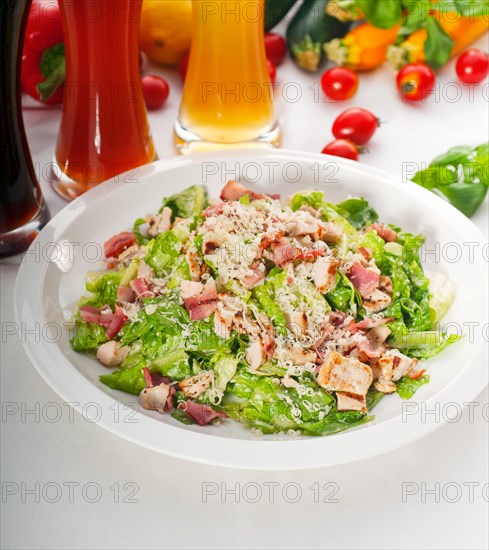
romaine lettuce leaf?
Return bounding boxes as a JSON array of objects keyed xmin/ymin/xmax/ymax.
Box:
[
  {"xmin": 119, "ymin": 295, "xmax": 189, "ymax": 346},
  {"xmin": 396, "ymin": 375, "xmax": 430, "ymax": 399},
  {"xmin": 226, "ymin": 376, "xmax": 340, "ymax": 434},
  {"xmin": 186, "ymin": 318, "xmax": 235, "ymax": 358},
  {"xmin": 144, "ymin": 231, "xmax": 189, "ymax": 281},
  {"xmin": 83, "ymin": 271, "xmax": 124, "ymax": 308},
  {"xmin": 71, "ymin": 320, "xmax": 109, "ymax": 352},
  {"xmin": 289, "ymin": 190, "xmax": 325, "ymax": 211},
  {"xmin": 288, "ymin": 190, "xmax": 358, "ymax": 237},
  {"xmin": 426, "ymin": 271, "xmax": 455, "ymax": 323},
  {"xmin": 251, "ymin": 268, "xmax": 288, "ymax": 336},
  {"xmin": 326, "ymin": 271, "xmax": 359, "ymax": 312},
  {"xmin": 389, "ymin": 331, "xmax": 461, "ymax": 359},
  {"xmin": 160, "ymin": 185, "xmax": 207, "ymax": 219},
  {"xmin": 100, "ymin": 365, "xmax": 146, "ymax": 395},
  {"xmin": 301, "ymin": 411, "xmax": 373, "ymax": 437},
  {"xmin": 334, "ymin": 197, "xmax": 379, "ymax": 229}
]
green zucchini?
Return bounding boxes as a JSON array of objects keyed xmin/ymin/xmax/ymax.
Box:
[
  {"xmin": 265, "ymin": 0, "xmax": 298, "ymax": 32},
  {"xmin": 286, "ymin": 0, "xmax": 351, "ymax": 71}
]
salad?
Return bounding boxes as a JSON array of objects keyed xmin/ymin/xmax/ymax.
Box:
[{"xmin": 71, "ymin": 181, "xmax": 459, "ymax": 436}]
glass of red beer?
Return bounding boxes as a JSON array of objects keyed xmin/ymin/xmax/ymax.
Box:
[
  {"xmin": 53, "ymin": 0, "xmax": 156, "ymax": 200},
  {"xmin": 1, "ymin": 0, "xmax": 50, "ymax": 258}
]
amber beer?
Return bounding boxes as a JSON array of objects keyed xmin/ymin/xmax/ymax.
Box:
[
  {"xmin": 53, "ymin": 0, "xmax": 156, "ymax": 199},
  {"xmin": 0, "ymin": 0, "xmax": 50, "ymax": 258},
  {"xmin": 175, "ymin": 0, "xmax": 280, "ymax": 151}
]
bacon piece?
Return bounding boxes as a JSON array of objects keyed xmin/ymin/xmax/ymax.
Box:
[
  {"xmin": 106, "ymin": 307, "xmax": 128, "ymax": 339},
  {"xmin": 271, "ymin": 240, "xmax": 298, "ymax": 267},
  {"xmin": 369, "ymin": 223, "xmax": 398, "ymax": 242},
  {"xmin": 328, "ymin": 311, "xmax": 347, "ymax": 326},
  {"xmin": 295, "ymin": 248, "xmax": 326, "ymax": 262},
  {"xmin": 409, "ymin": 368, "xmax": 426, "ymax": 380},
  {"xmin": 104, "ymin": 232, "xmax": 137, "ymax": 258},
  {"xmin": 202, "ymin": 202, "xmax": 226, "ymax": 217},
  {"xmin": 130, "ymin": 277, "xmax": 154, "ymax": 300},
  {"xmin": 166, "ymin": 385, "xmax": 176, "ymax": 411},
  {"xmin": 347, "ymin": 262, "xmax": 380, "ymax": 297},
  {"xmin": 259, "ymin": 231, "xmax": 285, "ymax": 251},
  {"xmin": 79, "ymin": 305, "xmax": 114, "ymax": 328},
  {"xmin": 180, "ymin": 279, "xmax": 218, "ymax": 321},
  {"xmin": 178, "ymin": 401, "xmax": 228, "ymax": 426},
  {"xmin": 262, "ymin": 333, "xmax": 276, "ymax": 359},
  {"xmin": 349, "ymin": 316, "xmax": 395, "ymax": 333},
  {"xmin": 142, "ymin": 367, "xmax": 153, "ymax": 387},
  {"xmin": 357, "ymin": 246, "xmax": 373, "ymax": 262},
  {"xmin": 357, "ymin": 338, "xmax": 384, "ymax": 364},
  {"xmin": 117, "ymin": 285, "xmax": 136, "ymax": 304},
  {"xmin": 220, "ymin": 180, "xmax": 279, "ymax": 202}
]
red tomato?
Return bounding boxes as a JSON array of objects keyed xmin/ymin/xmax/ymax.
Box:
[
  {"xmin": 321, "ymin": 67, "xmax": 359, "ymax": 101},
  {"xmin": 141, "ymin": 75, "xmax": 170, "ymax": 111},
  {"xmin": 267, "ymin": 59, "xmax": 277, "ymax": 83},
  {"xmin": 179, "ymin": 54, "xmax": 189, "ymax": 81},
  {"xmin": 456, "ymin": 49, "xmax": 489, "ymax": 84},
  {"xmin": 321, "ymin": 139, "xmax": 359, "ymax": 161},
  {"xmin": 265, "ymin": 32, "xmax": 287, "ymax": 66},
  {"xmin": 332, "ymin": 108, "xmax": 379, "ymax": 146},
  {"xmin": 396, "ymin": 63, "xmax": 436, "ymax": 102}
]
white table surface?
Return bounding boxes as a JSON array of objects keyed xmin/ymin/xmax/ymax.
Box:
[{"xmin": 1, "ymin": 30, "xmax": 488, "ymax": 550}]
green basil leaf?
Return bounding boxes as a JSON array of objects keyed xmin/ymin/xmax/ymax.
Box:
[
  {"xmin": 397, "ymin": 0, "xmax": 431, "ymax": 42},
  {"xmin": 432, "ymin": 0, "xmax": 489, "ymax": 17},
  {"xmin": 424, "ymin": 15, "xmax": 454, "ymax": 69},
  {"xmin": 430, "ymin": 145, "xmax": 473, "ymax": 166},
  {"xmin": 355, "ymin": 0, "xmax": 403, "ymax": 28},
  {"xmin": 439, "ymin": 182, "xmax": 488, "ymax": 217}
]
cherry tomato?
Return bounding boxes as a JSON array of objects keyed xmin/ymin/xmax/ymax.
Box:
[
  {"xmin": 179, "ymin": 54, "xmax": 189, "ymax": 81},
  {"xmin": 456, "ymin": 49, "xmax": 489, "ymax": 84},
  {"xmin": 332, "ymin": 108, "xmax": 379, "ymax": 146},
  {"xmin": 141, "ymin": 75, "xmax": 170, "ymax": 111},
  {"xmin": 396, "ymin": 63, "xmax": 436, "ymax": 102},
  {"xmin": 321, "ymin": 67, "xmax": 359, "ymax": 101},
  {"xmin": 321, "ymin": 139, "xmax": 359, "ymax": 161},
  {"xmin": 267, "ymin": 59, "xmax": 277, "ymax": 83},
  {"xmin": 265, "ymin": 32, "xmax": 287, "ymax": 66}
]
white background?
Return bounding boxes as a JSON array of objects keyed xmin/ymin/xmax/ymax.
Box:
[{"xmin": 1, "ymin": 27, "xmax": 488, "ymax": 550}]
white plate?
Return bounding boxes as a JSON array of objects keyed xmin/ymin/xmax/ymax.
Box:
[{"xmin": 15, "ymin": 150, "xmax": 488, "ymax": 469}]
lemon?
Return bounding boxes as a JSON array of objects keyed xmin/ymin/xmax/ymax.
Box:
[{"xmin": 139, "ymin": 0, "xmax": 192, "ymax": 66}]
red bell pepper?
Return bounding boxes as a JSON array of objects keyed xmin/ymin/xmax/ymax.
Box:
[{"xmin": 21, "ymin": 0, "xmax": 65, "ymax": 105}]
